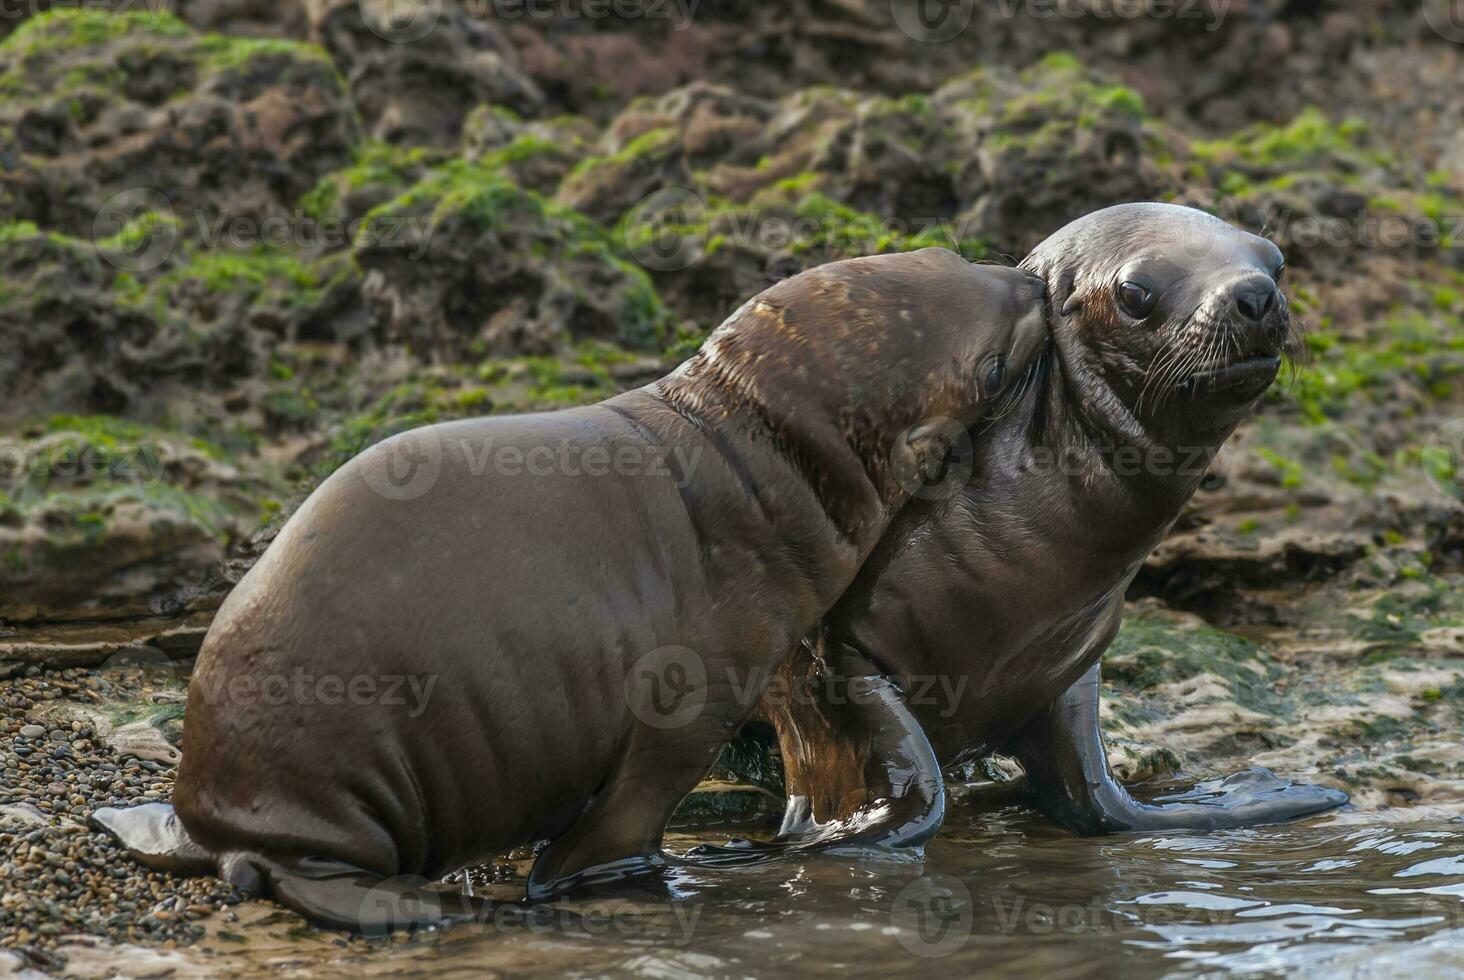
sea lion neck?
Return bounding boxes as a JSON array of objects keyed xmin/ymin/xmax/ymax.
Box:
[
  {"xmin": 651, "ymin": 339, "xmax": 891, "ymax": 551},
  {"xmin": 648, "ymin": 249, "xmax": 1050, "ymax": 564},
  {"xmin": 1035, "ymin": 318, "xmax": 1217, "ymax": 520}
]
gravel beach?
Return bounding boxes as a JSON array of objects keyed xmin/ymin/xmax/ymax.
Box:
[{"xmin": 0, "ymin": 664, "xmax": 241, "ymax": 972}]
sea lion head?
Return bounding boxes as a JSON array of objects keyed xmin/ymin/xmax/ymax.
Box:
[
  {"xmin": 1022, "ymin": 202, "xmax": 1295, "ymax": 448},
  {"xmin": 659, "ymin": 248, "xmax": 1050, "ymax": 535}
]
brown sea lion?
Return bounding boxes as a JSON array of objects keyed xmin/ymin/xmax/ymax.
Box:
[
  {"xmin": 91, "ymin": 247, "xmax": 1050, "ymax": 930},
  {"xmin": 726, "ymin": 203, "xmax": 1347, "ymax": 853}
]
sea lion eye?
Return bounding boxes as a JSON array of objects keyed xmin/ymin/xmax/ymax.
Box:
[
  {"xmin": 1272, "ymin": 261, "xmax": 1285, "ymax": 284},
  {"xmin": 982, "ymin": 357, "xmax": 1007, "ymax": 396},
  {"xmin": 1117, "ymin": 281, "xmax": 1157, "ymax": 318}
]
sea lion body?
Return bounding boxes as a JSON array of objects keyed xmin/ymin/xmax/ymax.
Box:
[
  {"xmin": 759, "ymin": 204, "xmax": 1347, "ymax": 841},
  {"xmin": 94, "ymin": 248, "xmax": 1050, "ymax": 928}
]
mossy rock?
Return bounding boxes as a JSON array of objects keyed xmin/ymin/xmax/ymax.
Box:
[
  {"xmin": 300, "ymin": 142, "xmax": 450, "ymax": 226},
  {"xmin": 461, "ymin": 108, "xmax": 601, "ymax": 199},
  {"xmin": 556, "ymin": 127, "xmax": 688, "ymax": 225},
  {"xmin": 354, "ymin": 160, "xmax": 672, "ymax": 356},
  {"xmin": 0, "ymin": 418, "xmax": 285, "ymax": 621},
  {"xmin": 1268, "ymin": 311, "xmax": 1464, "ymax": 425},
  {"xmin": 0, "ymin": 9, "xmax": 359, "ymax": 239},
  {"xmin": 673, "ymin": 725, "xmax": 785, "ymax": 823},
  {"xmin": 1104, "ymin": 606, "xmax": 1288, "ymax": 718}
]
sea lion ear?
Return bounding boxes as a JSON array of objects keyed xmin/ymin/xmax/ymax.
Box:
[
  {"xmin": 1056, "ymin": 270, "xmax": 1081, "ymax": 317},
  {"xmin": 898, "ymin": 419, "xmax": 958, "ymax": 487}
]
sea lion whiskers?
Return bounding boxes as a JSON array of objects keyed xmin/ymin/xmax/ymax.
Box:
[
  {"xmin": 1136, "ymin": 324, "xmax": 1189, "ymax": 415},
  {"xmin": 1141, "ymin": 308, "xmax": 1202, "ymax": 411},
  {"xmin": 982, "ymin": 352, "xmax": 1046, "ymax": 425}
]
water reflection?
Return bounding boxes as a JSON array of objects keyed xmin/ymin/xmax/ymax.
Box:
[{"xmin": 61, "ymin": 794, "xmax": 1464, "ymax": 978}]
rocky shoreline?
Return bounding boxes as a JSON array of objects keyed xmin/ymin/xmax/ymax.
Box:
[{"xmin": 2, "ymin": 1, "xmax": 1463, "ymax": 972}]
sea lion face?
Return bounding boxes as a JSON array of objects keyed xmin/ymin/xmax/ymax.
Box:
[{"xmin": 1024, "ymin": 202, "xmax": 1294, "ymax": 442}]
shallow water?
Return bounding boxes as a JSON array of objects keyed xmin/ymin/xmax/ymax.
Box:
[{"xmin": 60, "ymin": 786, "xmax": 1464, "ymax": 979}]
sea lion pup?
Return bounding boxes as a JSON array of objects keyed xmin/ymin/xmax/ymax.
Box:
[
  {"xmin": 91, "ymin": 248, "xmax": 1050, "ymax": 931},
  {"xmin": 734, "ymin": 203, "xmax": 1347, "ymax": 851}
]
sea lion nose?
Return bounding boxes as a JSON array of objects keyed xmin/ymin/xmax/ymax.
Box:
[{"xmin": 1233, "ymin": 277, "xmax": 1278, "ymax": 324}]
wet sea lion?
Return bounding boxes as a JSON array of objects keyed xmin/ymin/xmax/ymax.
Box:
[
  {"xmin": 737, "ymin": 204, "xmax": 1347, "ymax": 851},
  {"xmin": 92, "ymin": 248, "xmax": 1050, "ymax": 930}
]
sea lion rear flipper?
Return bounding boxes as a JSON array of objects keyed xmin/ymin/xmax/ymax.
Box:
[
  {"xmin": 1009, "ymin": 662, "xmax": 1348, "ymax": 834},
  {"xmin": 90, "ymin": 802, "xmax": 216, "ymax": 875},
  {"xmin": 265, "ymin": 857, "xmax": 495, "ymax": 933},
  {"xmin": 689, "ymin": 638, "xmax": 944, "ymax": 865}
]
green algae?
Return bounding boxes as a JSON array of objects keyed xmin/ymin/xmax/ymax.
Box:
[
  {"xmin": 1104, "ymin": 610, "xmax": 1287, "ymax": 718},
  {"xmin": 300, "ymin": 142, "xmax": 446, "ymax": 223},
  {"xmin": 363, "ymin": 160, "xmax": 673, "ymax": 350},
  {"xmin": 1272, "ymin": 312, "xmax": 1464, "ymax": 424},
  {"xmin": 1191, "ymin": 108, "xmax": 1374, "ymax": 169}
]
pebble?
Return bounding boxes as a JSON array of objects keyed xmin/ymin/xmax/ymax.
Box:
[{"xmin": 0, "ymin": 665, "xmax": 242, "ymax": 972}]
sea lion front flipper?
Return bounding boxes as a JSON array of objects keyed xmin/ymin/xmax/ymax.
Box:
[
  {"xmin": 526, "ymin": 698, "xmax": 743, "ymax": 899},
  {"xmin": 688, "ymin": 638, "xmax": 944, "ymax": 864},
  {"xmin": 90, "ymin": 802, "xmax": 215, "ymax": 875},
  {"xmin": 1009, "ymin": 662, "xmax": 1348, "ymax": 834}
]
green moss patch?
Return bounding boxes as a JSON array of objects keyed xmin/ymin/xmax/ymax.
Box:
[{"xmin": 1104, "ymin": 608, "xmax": 1287, "ymax": 717}]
